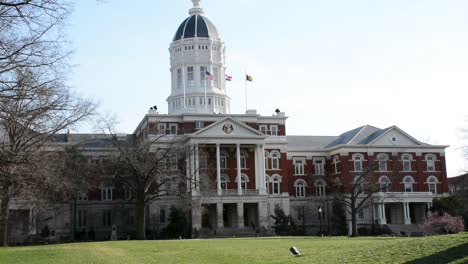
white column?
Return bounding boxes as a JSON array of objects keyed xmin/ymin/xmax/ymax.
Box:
[
  {"xmin": 236, "ymin": 144, "xmax": 242, "ymax": 195},
  {"xmin": 217, "ymin": 203, "xmax": 224, "ymax": 228},
  {"xmin": 259, "ymin": 144, "xmax": 267, "ymax": 195},
  {"xmin": 190, "ymin": 146, "xmax": 195, "ymax": 191},
  {"xmin": 216, "ymin": 144, "xmax": 221, "ymax": 195},
  {"xmin": 403, "ymin": 202, "xmax": 411, "ymax": 224},
  {"xmin": 381, "ymin": 203, "xmax": 387, "ymax": 224},
  {"xmin": 186, "ymin": 151, "xmax": 191, "ymax": 194},
  {"xmin": 195, "ymin": 144, "xmax": 200, "ymax": 192},
  {"xmin": 237, "ymin": 202, "xmax": 244, "ymax": 228},
  {"xmin": 254, "ymin": 144, "xmax": 260, "ymax": 191}
]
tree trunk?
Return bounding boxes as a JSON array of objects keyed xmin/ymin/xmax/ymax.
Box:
[
  {"xmin": 135, "ymin": 198, "xmax": 146, "ymax": 240},
  {"xmin": 351, "ymin": 210, "xmax": 358, "ymax": 237},
  {"xmin": 0, "ymin": 189, "xmax": 10, "ymax": 247}
]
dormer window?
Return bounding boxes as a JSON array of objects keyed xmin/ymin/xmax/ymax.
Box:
[{"xmin": 270, "ymin": 125, "xmax": 278, "ymax": 136}]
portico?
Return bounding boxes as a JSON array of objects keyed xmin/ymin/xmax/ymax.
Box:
[{"xmin": 373, "ymin": 192, "xmax": 433, "ymax": 225}]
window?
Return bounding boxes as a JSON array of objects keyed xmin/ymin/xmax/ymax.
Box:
[
  {"xmin": 220, "ymin": 152, "xmax": 227, "ymax": 169},
  {"xmin": 240, "ymin": 175, "xmax": 249, "ymax": 190},
  {"xmin": 195, "ymin": 121, "xmax": 204, "ymax": 129},
  {"xmin": 200, "ymin": 66, "xmax": 207, "ymax": 87},
  {"xmin": 77, "ymin": 191, "xmax": 88, "ymax": 201},
  {"xmin": 220, "ymin": 176, "xmax": 228, "ymax": 190},
  {"xmin": 169, "ymin": 156, "xmax": 178, "ymax": 170},
  {"xmin": 177, "ymin": 68, "xmax": 182, "ymax": 89},
  {"xmin": 101, "ymin": 183, "xmax": 113, "ymax": 201},
  {"xmin": 169, "ymin": 124, "xmax": 177, "ymax": 135},
  {"xmin": 352, "ymin": 154, "xmax": 364, "ymax": 172},
  {"xmin": 314, "ymin": 158, "xmax": 325, "ymax": 175},
  {"xmin": 199, "ymin": 153, "xmax": 207, "ymax": 169},
  {"xmin": 125, "ymin": 188, "xmax": 133, "ymax": 201},
  {"xmin": 102, "ymin": 210, "xmax": 112, "ymax": 226},
  {"xmin": 294, "ymin": 158, "xmax": 305, "ymax": 175},
  {"xmin": 271, "ymin": 152, "xmax": 280, "ymax": 170},
  {"xmin": 186, "ymin": 66, "xmax": 194, "ymax": 88},
  {"xmin": 354, "ymin": 176, "xmax": 365, "ymax": 194},
  {"xmin": 403, "ymin": 176, "xmax": 414, "ymax": 192},
  {"xmin": 358, "ymin": 209, "xmax": 365, "ymax": 219},
  {"xmin": 270, "ymin": 125, "xmax": 278, "ymax": 136},
  {"xmin": 272, "ymin": 175, "xmax": 281, "ymax": 194},
  {"xmin": 213, "ymin": 67, "xmax": 219, "ymax": 88},
  {"xmin": 264, "ymin": 152, "xmax": 269, "ymax": 170},
  {"xmin": 377, "ymin": 154, "xmax": 388, "ymax": 172},
  {"xmin": 159, "ymin": 207, "xmax": 166, "ymax": 223},
  {"xmin": 265, "ymin": 176, "xmax": 270, "ymax": 194},
  {"xmin": 157, "ymin": 124, "xmax": 166, "ymax": 134},
  {"xmin": 427, "ymin": 176, "xmax": 437, "ymax": 194},
  {"xmin": 295, "ymin": 180, "xmax": 306, "ymax": 197},
  {"xmin": 240, "ymin": 152, "xmax": 247, "ymax": 169},
  {"xmin": 315, "ymin": 180, "xmax": 326, "ymax": 197},
  {"xmin": 379, "ymin": 176, "xmax": 390, "ymax": 192},
  {"xmin": 77, "ymin": 210, "xmax": 87, "ymax": 227},
  {"xmin": 426, "ymin": 154, "xmax": 436, "ymax": 172},
  {"xmin": 402, "ymin": 154, "xmax": 412, "ymax": 172},
  {"xmin": 259, "ymin": 125, "xmax": 268, "ymax": 135},
  {"xmin": 333, "ymin": 155, "xmax": 340, "ymax": 174}
]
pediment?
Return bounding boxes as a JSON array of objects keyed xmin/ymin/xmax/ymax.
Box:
[
  {"xmin": 191, "ymin": 117, "xmax": 264, "ymax": 138},
  {"xmin": 369, "ymin": 127, "xmax": 423, "ymax": 146}
]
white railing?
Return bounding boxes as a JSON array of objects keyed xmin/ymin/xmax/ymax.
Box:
[{"xmin": 201, "ymin": 189, "xmax": 260, "ymax": 196}]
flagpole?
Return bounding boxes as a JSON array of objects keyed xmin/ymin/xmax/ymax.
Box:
[{"xmin": 244, "ymin": 70, "xmax": 248, "ymax": 112}]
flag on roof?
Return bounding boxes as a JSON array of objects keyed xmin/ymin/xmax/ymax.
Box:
[
  {"xmin": 225, "ymin": 74, "xmax": 233, "ymax": 81},
  {"xmin": 246, "ymin": 74, "xmax": 253, "ymax": 82},
  {"xmin": 206, "ymin": 71, "xmax": 215, "ymax": 80}
]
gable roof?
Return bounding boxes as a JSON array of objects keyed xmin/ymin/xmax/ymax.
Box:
[{"xmin": 190, "ymin": 116, "xmax": 264, "ymax": 138}]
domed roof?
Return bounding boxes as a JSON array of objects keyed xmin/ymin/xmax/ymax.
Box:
[{"xmin": 173, "ymin": 14, "xmax": 220, "ymax": 41}]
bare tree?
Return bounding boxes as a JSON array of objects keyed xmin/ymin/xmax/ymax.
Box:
[
  {"xmin": 324, "ymin": 158, "xmax": 398, "ymax": 237},
  {"xmin": 0, "ymin": 1, "xmax": 71, "ymax": 99},
  {"xmin": 0, "ymin": 68, "xmax": 95, "ymax": 246},
  {"xmin": 98, "ymin": 119, "xmax": 193, "ymax": 240}
]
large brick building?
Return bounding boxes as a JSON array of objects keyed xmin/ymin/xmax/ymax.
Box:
[{"xmin": 6, "ymin": 0, "xmax": 450, "ymax": 243}]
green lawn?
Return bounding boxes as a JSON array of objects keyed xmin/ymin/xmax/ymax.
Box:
[{"xmin": 0, "ymin": 233, "xmax": 467, "ymax": 264}]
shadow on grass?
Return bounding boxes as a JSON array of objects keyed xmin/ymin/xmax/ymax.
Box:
[{"xmin": 405, "ymin": 243, "xmax": 468, "ymax": 264}]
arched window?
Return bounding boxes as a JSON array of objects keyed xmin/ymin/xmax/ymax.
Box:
[
  {"xmin": 220, "ymin": 152, "xmax": 227, "ymax": 169},
  {"xmin": 264, "ymin": 151, "xmax": 269, "ymax": 170},
  {"xmin": 240, "ymin": 152, "xmax": 247, "ymax": 169},
  {"xmin": 377, "ymin": 154, "xmax": 389, "ymax": 172},
  {"xmin": 403, "ymin": 176, "xmax": 414, "ymax": 192},
  {"xmin": 101, "ymin": 182, "xmax": 113, "ymax": 201},
  {"xmin": 315, "ymin": 180, "xmax": 326, "ymax": 197},
  {"xmin": 333, "ymin": 155, "xmax": 340, "ymax": 174},
  {"xmin": 271, "ymin": 152, "xmax": 280, "ymax": 170},
  {"xmin": 352, "ymin": 154, "xmax": 364, "ymax": 172},
  {"xmin": 378, "ymin": 176, "xmax": 391, "ymax": 192},
  {"xmin": 353, "ymin": 176, "xmax": 365, "ymax": 194},
  {"xmin": 427, "ymin": 176, "xmax": 438, "ymax": 194},
  {"xmin": 425, "ymin": 154, "xmax": 436, "ymax": 172},
  {"xmin": 199, "ymin": 152, "xmax": 208, "ymax": 169},
  {"xmin": 271, "ymin": 175, "xmax": 281, "ymax": 194},
  {"xmin": 241, "ymin": 175, "xmax": 249, "ymax": 190},
  {"xmin": 402, "ymin": 154, "xmax": 412, "ymax": 172},
  {"xmin": 294, "ymin": 180, "xmax": 306, "ymax": 197},
  {"xmin": 220, "ymin": 175, "xmax": 229, "ymax": 190}
]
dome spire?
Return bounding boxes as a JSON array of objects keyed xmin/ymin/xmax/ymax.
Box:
[{"xmin": 189, "ymin": 0, "xmax": 204, "ymax": 15}]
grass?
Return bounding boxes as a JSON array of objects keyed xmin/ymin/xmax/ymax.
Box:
[{"xmin": 0, "ymin": 233, "xmax": 467, "ymax": 264}]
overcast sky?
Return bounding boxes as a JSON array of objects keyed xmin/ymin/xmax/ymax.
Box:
[{"xmin": 68, "ymin": 0, "xmax": 468, "ymax": 177}]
